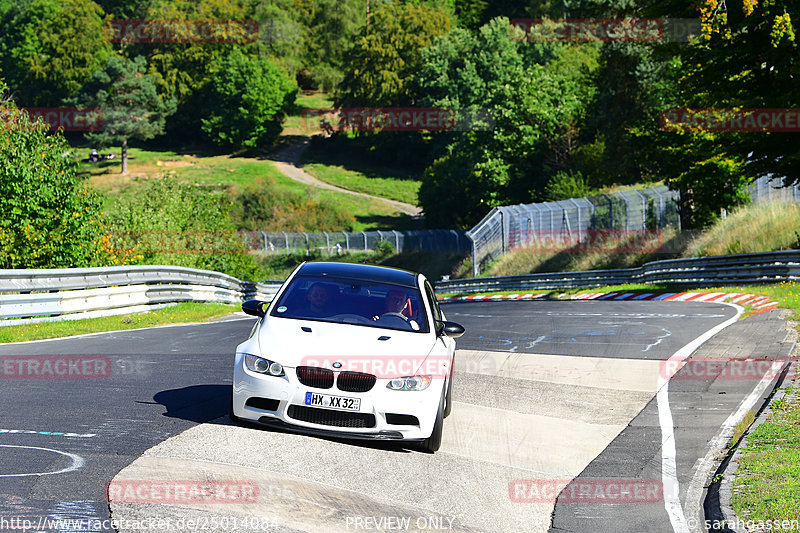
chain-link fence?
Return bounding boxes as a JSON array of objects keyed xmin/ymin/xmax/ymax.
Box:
[
  {"xmin": 256, "ymin": 230, "xmax": 470, "ymax": 255},
  {"xmin": 249, "ymin": 176, "xmax": 795, "ymax": 274},
  {"xmin": 466, "ymin": 186, "xmax": 681, "ymax": 276},
  {"xmin": 749, "ymin": 175, "xmax": 800, "ymax": 204}
]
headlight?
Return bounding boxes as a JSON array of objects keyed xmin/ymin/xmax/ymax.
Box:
[
  {"xmin": 386, "ymin": 376, "xmax": 432, "ymax": 391},
  {"xmin": 244, "ymin": 354, "xmax": 285, "ymax": 376}
]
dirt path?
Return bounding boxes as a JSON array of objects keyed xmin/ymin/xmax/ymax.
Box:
[{"xmin": 268, "ymin": 138, "xmax": 423, "ymax": 217}]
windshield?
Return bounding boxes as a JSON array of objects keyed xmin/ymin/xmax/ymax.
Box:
[{"xmin": 270, "ymin": 275, "xmax": 429, "ymax": 333}]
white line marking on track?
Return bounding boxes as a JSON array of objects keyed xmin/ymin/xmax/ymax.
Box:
[
  {"xmin": 0, "ymin": 444, "xmax": 84, "ymax": 477},
  {"xmin": 656, "ymin": 303, "xmax": 743, "ymax": 533}
]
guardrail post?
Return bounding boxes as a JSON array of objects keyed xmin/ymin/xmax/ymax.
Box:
[
  {"xmin": 569, "ymin": 199, "xmax": 582, "ymax": 240},
  {"xmin": 467, "ymin": 232, "xmax": 479, "ymax": 277},
  {"xmin": 634, "ymin": 189, "xmax": 648, "ymax": 230},
  {"xmin": 499, "ymin": 209, "xmax": 507, "ymax": 254},
  {"xmin": 601, "ymin": 194, "xmax": 613, "ymax": 230}
]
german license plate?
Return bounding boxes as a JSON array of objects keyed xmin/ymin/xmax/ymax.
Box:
[{"xmin": 304, "ymin": 392, "xmax": 360, "ymax": 411}]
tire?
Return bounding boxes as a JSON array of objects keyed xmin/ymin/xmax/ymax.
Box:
[
  {"xmin": 443, "ymin": 376, "xmax": 453, "ymax": 418},
  {"xmin": 419, "ymin": 388, "xmax": 445, "ymax": 453}
]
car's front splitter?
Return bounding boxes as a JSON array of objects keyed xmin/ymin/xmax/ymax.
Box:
[{"xmin": 252, "ymin": 416, "xmax": 421, "ymax": 441}]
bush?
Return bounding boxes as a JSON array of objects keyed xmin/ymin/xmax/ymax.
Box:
[
  {"xmin": 103, "ymin": 177, "xmax": 265, "ymax": 280},
  {"xmin": 544, "ymin": 171, "xmax": 591, "ymax": 201},
  {"xmin": 0, "ymin": 97, "xmax": 107, "ymax": 268},
  {"xmin": 233, "ymin": 177, "xmax": 355, "ymax": 231}
]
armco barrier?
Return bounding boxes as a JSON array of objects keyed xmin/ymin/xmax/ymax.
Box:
[
  {"xmin": 435, "ymin": 250, "xmax": 800, "ymax": 294},
  {"xmin": 0, "ymin": 265, "xmax": 283, "ymax": 326}
]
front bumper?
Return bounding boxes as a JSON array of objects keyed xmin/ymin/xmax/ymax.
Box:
[{"xmin": 232, "ymin": 353, "xmax": 443, "ymax": 441}]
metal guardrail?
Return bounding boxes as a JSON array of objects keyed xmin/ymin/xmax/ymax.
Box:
[
  {"xmin": 0, "ymin": 265, "xmax": 283, "ymax": 326},
  {"xmin": 436, "ymin": 250, "xmax": 800, "ymax": 294}
]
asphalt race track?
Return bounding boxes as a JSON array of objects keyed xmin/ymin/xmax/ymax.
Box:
[{"xmin": 0, "ymin": 300, "xmax": 793, "ymax": 533}]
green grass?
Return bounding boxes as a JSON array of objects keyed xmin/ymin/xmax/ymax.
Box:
[
  {"xmin": 732, "ymin": 387, "xmax": 800, "ymax": 528},
  {"xmin": 283, "ymin": 91, "xmax": 335, "ymax": 136},
  {"xmin": 301, "ymin": 161, "xmax": 421, "ymax": 205},
  {"xmin": 483, "ymin": 227, "xmax": 684, "ymax": 277},
  {"xmin": 299, "ymin": 131, "xmax": 423, "ymax": 206},
  {"xmin": 74, "ymin": 143, "xmax": 413, "ymax": 231},
  {"xmin": 685, "ymin": 201, "xmax": 800, "ymax": 257},
  {"xmin": 480, "ymin": 202, "xmax": 800, "ymax": 279},
  {"xmin": 440, "ymin": 281, "xmax": 800, "ymax": 318},
  {"xmin": 0, "ymin": 302, "xmax": 237, "ymax": 343}
]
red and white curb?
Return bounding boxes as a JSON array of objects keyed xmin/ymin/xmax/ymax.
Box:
[
  {"xmin": 573, "ymin": 291, "xmax": 778, "ymax": 310},
  {"xmin": 439, "ymin": 291, "xmax": 778, "ymax": 311},
  {"xmin": 438, "ymin": 293, "xmax": 548, "ymax": 302}
]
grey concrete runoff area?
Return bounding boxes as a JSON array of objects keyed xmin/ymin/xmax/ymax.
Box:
[{"xmin": 0, "ymin": 300, "xmax": 793, "ymax": 533}]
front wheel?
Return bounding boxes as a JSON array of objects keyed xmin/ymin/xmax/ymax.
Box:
[
  {"xmin": 419, "ymin": 389, "xmax": 445, "ymax": 453},
  {"xmin": 443, "ymin": 376, "xmax": 453, "ymax": 418}
]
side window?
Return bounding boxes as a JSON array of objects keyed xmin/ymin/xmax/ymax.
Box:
[{"xmin": 424, "ymin": 281, "xmax": 442, "ymax": 324}]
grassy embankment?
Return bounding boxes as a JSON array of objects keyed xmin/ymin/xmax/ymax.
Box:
[
  {"xmin": 0, "ymin": 302, "xmax": 237, "ymax": 343},
  {"xmin": 483, "ymin": 201, "xmax": 800, "ymax": 277}
]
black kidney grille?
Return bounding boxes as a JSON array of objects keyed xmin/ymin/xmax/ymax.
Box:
[
  {"xmin": 296, "ymin": 366, "xmax": 334, "ymax": 389},
  {"xmin": 337, "ymin": 371, "xmax": 376, "ymax": 393},
  {"xmin": 287, "ymin": 405, "xmax": 376, "ymax": 428}
]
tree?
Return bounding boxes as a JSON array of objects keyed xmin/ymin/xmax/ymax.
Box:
[
  {"xmin": 653, "ymin": 0, "xmax": 799, "ymax": 227},
  {"xmin": 132, "ymin": 0, "xmax": 252, "ymax": 141},
  {"xmin": 0, "ymin": 0, "xmax": 111, "ymax": 106},
  {"xmin": 336, "ymin": 1, "xmax": 452, "ymax": 107},
  {"xmin": 416, "ymin": 17, "xmax": 598, "ymax": 227},
  {"xmin": 0, "ymin": 80, "xmax": 107, "ymax": 268},
  {"xmin": 300, "ymin": 0, "xmax": 367, "ymax": 91},
  {"xmin": 201, "ymin": 48, "xmax": 296, "ymax": 149},
  {"xmin": 251, "ymin": 0, "xmax": 309, "ymax": 80},
  {"xmin": 74, "ymin": 55, "xmax": 176, "ymax": 173}
]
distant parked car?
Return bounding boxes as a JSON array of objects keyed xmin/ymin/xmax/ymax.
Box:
[{"xmin": 231, "ymin": 262, "xmax": 464, "ymax": 452}]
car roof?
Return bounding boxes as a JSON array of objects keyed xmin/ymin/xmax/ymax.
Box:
[{"xmin": 296, "ymin": 262, "xmax": 419, "ymax": 289}]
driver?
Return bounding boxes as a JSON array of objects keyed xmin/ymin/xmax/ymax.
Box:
[
  {"xmin": 305, "ymin": 283, "xmax": 332, "ymax": 316},
  {"xmin": 373, "ymin": 289, "xmax": 410, "ymax": 320}
]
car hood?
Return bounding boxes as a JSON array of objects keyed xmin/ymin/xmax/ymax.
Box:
[{"xmin": 257, "ymin": 318, "xmax": 437, "ymax": 368}]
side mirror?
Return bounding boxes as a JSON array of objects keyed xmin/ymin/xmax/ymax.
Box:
[
  {"xmin": 242, "ymin": 299, "xmax": 267, "ymax": 318},
  {"xmin": 439, "ymin": 321, "xmax": 465, "ymax": 338}
]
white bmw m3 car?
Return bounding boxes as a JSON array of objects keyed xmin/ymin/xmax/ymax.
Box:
[{"xmin": 231, "ymin": 262, "xmax": 465, "ymax": 453}]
